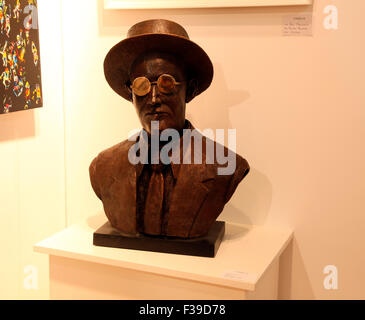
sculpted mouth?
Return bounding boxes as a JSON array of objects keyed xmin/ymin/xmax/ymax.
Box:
[{"xmin": 146, "ymin": 111, "xmax": 169, "ymax": 117}]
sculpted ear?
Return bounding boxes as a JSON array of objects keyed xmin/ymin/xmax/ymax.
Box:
[
  {"xmin": 125, "ymin": 80, "xmax": 133, "ymax": 102},
  {"xmin": 185, "ymin": 79, "xmax": 198, "ymax": 103}
]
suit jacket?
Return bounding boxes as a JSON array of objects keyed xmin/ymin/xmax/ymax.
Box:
[{"xmin": 89, "ymin": 126, "xmax": 250, "ymax": 238}]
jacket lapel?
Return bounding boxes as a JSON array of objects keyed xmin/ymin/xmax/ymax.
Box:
[
  {"xmin": 105, "ymin": 139, "xmax": 142, "ymax": 234},
  {"xmin": 166, "ymin": 129, "xmax": 217, "ymax": 238}
]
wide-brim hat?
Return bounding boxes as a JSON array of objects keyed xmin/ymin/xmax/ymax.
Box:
[{"xmin": 104, "ymin": 19, "xmax": 214, "ymax": 102}]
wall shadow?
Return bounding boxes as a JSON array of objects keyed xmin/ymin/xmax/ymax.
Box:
[
  {"xmin": 224, "ymin": 222, "xmax": 251, "ymax": 241},
  {"xmin": 278, "ymin": 238, "xmax": 293, "ymax": 299},
  {"xmin": 0, "ymin": 109, "xmax": 36, "ymax": 142},
  {"xmin": 220, "ymin": 168, "xmax": 272, "ymax": 226},
  {"xmin": 186, "ymin": 62, "xmax": 250, "ymax": 131},
  {"xmin": 278, "ymin": 236, "xmax": 315, "ymax": 299},
  {"xmin": 86, "ymin": 211, "xmax": 108, "ymax": 230}
]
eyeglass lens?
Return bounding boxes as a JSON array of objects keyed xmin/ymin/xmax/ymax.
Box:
[{"xmin": 131, "ymin": 74, "xmax": 179, "ymax": 97}]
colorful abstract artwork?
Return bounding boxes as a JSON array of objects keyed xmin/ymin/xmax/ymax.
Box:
[{"xmin": 0, "ymin": 0, "xmax": 42, "ymax": 114}]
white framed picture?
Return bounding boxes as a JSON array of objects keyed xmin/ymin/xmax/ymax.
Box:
[{"xmin": 104, "ymin": 0, "xmax": 313, "ymax": 10}]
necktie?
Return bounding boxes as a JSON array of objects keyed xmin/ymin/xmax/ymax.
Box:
[{"xmin": 144, "ymin": 164, "xmax": 165, "ymax": 235}]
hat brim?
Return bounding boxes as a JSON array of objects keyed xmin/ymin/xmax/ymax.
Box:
[{"xmin": 104, "ymin": 33, "xmax": 214, "ymax": 101}]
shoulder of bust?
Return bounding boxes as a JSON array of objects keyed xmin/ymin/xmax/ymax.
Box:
[
  {"xmin": 98, "ymin": 139, "xmax": 135, "ymax": 158},
  {"xmin": 89, "ymin": 138, "xmax": 136, "ymax": 196},
  {"xmin": 91, "ymin": 138, "xmax": 136, "ymax": 173}
]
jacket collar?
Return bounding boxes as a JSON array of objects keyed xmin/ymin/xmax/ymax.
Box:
[{"xmin": 134, "ymin": 120, "xmax": 194, "ymax": 180}]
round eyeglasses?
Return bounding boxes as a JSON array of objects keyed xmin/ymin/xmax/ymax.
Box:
[{"xmin": 130, "ymin": 74, "xmax": 182, "ymax": 97}]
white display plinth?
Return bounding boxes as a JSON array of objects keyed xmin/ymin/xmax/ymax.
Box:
[{"xmin": 34, "ymin": 220, "xmax": 292, "ymax": 300}]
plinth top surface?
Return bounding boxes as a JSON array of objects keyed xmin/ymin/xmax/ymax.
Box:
[{"xmin": 34, "ymin": 218, "xmax": 292, "ymax": 291}]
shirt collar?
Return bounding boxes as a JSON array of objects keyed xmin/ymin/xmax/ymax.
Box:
[{"xmin": 135, "ymin": 120, "xmax": 193, "ymax": 180}]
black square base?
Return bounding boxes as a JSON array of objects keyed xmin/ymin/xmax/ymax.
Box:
[{"xmin": 93, "ymin": 221, "xmax": 225, "ymax": 258}]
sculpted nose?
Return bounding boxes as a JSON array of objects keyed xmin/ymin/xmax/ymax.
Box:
[{"xmin": 151, "ymin": 84, "xmax": 161, "ymax": 105}]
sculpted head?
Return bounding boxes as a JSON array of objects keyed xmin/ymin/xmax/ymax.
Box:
[
  {"xmin": 129, "ymin": 52, "xmax": 198, "ymax": 134},
  {"xmin": 103, "ymin": 20, "xmax": 214, "ymax": 130}
]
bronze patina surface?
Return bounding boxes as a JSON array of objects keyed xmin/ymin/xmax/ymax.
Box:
[{"xmin": 90, "ymin": 19, "xmax": 250, "ymax": 239}]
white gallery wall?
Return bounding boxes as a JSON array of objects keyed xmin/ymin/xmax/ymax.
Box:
[
  {"xmin": 0, "ymin": 0, "xmax": 65, "ymax": 299},
  {"xmin": 62, "ymin": 0, "xmax": 365, "ymax": 299},
  {"xmin": 0, "ymin": 0, "xmax": 364, "ymax": 299}
]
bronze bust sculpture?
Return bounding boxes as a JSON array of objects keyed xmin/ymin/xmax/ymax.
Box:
[{"xmin": 90, "ymin": 19, "xmax": 250, "ymax": 240}]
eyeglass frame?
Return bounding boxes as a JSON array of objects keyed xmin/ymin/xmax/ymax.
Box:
[{"xmin": 129, "ymin": 74, "xmax": 183, "ymax": 97}]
